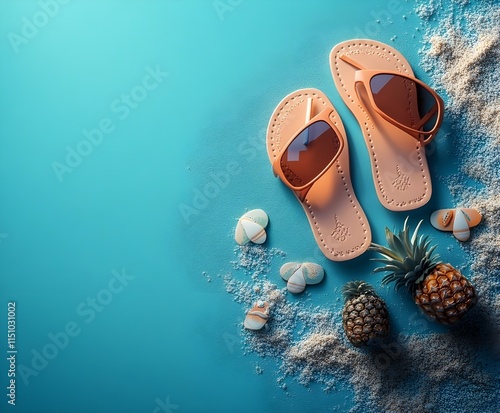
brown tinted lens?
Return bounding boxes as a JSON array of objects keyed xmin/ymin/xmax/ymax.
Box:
[
  {"xmin": 280, "ymin": 121, "xmax": 340, "ymax": 187},
  {"xmin": 370, "ymin": 74, "xmax": 439, "ymax": 132}
]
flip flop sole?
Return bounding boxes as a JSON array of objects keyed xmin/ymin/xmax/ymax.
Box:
[
  {"xmin": 330, "ymin": 40, "xmax": 432, "ymax": 211},
  {"xmin": 266, "ymin": 88, "xmax": 371, "ymax": 261}
]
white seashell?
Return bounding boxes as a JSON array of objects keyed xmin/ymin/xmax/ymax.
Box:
[
  {"xmin": 453, "ymin": 209, "xmax": 470, "ymax": 242},
  {"xmin": 287, "ymin": 270, "xmax": 306, "ymax": 294},
  {"xmin": 279, "ymin": 262, "xmax": 302, "ymax": 281},
  {"xmin": 280, "ymin": 262, "xmax": 324, "ymax": 292},
  {"xmin": 301, "ymin": 262, "xmax": 325, "ymax": 285},
  {"xmin": 244, "ymin": 301, "xmax": 270, "ymax": 330},
  {"xmin": 240, "ymin": 218, "xmax": 267, "ymax": 244},
  {"xmin": 234, "ymin": 209, "xmax": 269, "ymax": 245},
  {"xmin": 459, "ymin": 208, "xmax": 482, "ymax": 227}
]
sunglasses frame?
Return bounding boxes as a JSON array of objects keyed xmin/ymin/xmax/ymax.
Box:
[
  {"xmin": 341, "ymin": 55, "xmax": 444, "ymax": 145},
  {"xmin": 272, "ymin": 107, "xmax": 344, "ymax": 202}
]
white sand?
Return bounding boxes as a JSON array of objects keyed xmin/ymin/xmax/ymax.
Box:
[
  {"xmin": 420, "ymin": 1, "xmax": 500, "ymax": 312},
  {"xmin": 231, "ymin": 244, "xmax": 286, "ymax": 280}
]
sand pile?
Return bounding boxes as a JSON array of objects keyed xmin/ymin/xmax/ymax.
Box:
[
  {"xmin": 231, "ymin": 244, "xmax": 286, "ymax": 279},
  {"xmin": 349, "ymin": 331, "xmax": 497, "ymax": 413},
  {"xmin": 422, "ymin": 9, "xmax": 500, "ymax": 156}
]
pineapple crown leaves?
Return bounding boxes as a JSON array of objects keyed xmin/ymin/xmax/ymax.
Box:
[
  {"xmin": 342, "ymin": 281, "xmax": 376, "ymax": 302},
  {"xmin": 369, "ymin": 217, "xmax": 440, "ymax": 293}
]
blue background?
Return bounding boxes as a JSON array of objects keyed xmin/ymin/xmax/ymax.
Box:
[{"xmin": 0, "ymin": 1, "xmax": 489, "ymax": 412}]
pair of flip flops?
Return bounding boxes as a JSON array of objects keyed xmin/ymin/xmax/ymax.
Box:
[{"xmin": 266, "ymin": 39, "xmax": 438, "ymax": 262}]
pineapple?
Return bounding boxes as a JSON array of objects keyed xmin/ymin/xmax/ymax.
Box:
[
  {"xmin": 342, "ymin": 281, "xmax": 390, "ymax": 346},
  {"xmin": 371, "ymin": 218, "xmax": 477, "ymax": 325}
]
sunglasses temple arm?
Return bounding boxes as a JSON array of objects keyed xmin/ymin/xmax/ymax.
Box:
[
  {"xmin": 296, "ymin": 186, "xmax": 311, "ymax": 203},
  {"xmin": 414, "ymin": 104, "xmax": 438, "ymax": 130},
  {"xmin": 272, "ymin": 157, "xmax": 311, "ymax": 201},
  {"xmin": 339, "ymin": 55, "xmax": 367, "ymax": 70}
]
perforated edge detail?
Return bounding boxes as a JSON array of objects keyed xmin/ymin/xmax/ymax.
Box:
[
  {"xmin": 267, "ymin": 90, "xmax": 370, "ymax": 258},
  {"xmin": 332, "ymin": 41, "xmax": 429, "ymax": 209}
]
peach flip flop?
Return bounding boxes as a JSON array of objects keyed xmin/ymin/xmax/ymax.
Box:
[
  {"xmin": 266, "ymin": 88, "xmax": 371, "ymax": 261},
  {"xmin": 330, "ymin": 40, "xmax": 438, "ymax": 211}
]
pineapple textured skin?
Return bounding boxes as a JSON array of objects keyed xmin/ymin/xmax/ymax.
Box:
[
  {"xmin": 342, "ymin": 293, "xmax": 390, "ymax": 347},
  {"xmin": 415, "ymin": 263, "xmax": 477, "ymax": 324},
  {"xmin": 371, "ymin": 218, "xmax": 477, "ymax": 325}
]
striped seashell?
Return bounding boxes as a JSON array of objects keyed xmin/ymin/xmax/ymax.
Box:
[
  {"xmin": 280, "ymin": 262, "xmax": 325, "ymax": 293},
  {"xmin": 244, "ymin": 300, "xmax": 270, "ymax": 330},
  {"xmin": 234, "ymin": 209, "xmax": 269, "ymax": 245},
  {"xmin": 459, "ymin": 208, "xmax": 482, "ymax": 227},
  {"xmin": 430, "ymin": 208, "xmax": 481, "ymax": 241},
  {"xmin": 279, "ymin": 262, "xmax": 302, "ymax": 282},
  {"xmin": 453, "ymin": 209, "xmax": 470, "ymax": 242},
  {"xmin": 302, "ymin": 262, "xmax": 325, "ymax": 285},
  {"xmin": 286, "ymin": 270, "xmax": 306, "ymax": 294}
]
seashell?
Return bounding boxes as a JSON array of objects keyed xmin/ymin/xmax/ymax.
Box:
[
  {"xmin": 240, "ymin": 218, "xmax": 267, "ymax": 244},
  {"xmin": 442, "ymin": 210, "xmax": 453, "ymax": 227},
  {"xmin": 459, "ymin": 208, "xmax": 482, "ymax": 227},
  {"xmin": 301, "ymin": 262, "xmax": 325, "ymax": 285},
  {"xmin": 453, "ymin": 209, "xmax": 470, "ymax": 242},
  {"xmin": 280, "ymin": 262, "xmax": 325, "ymax": 293},
  {"xmin": 286, "ymin": 270, "xmax": 306, "ymax": 294},
  {"xmin": 430, "ymin": 208, "xmax": 482, "ymax": 242},
  {"xmin": 430, "ymin": 209, "xmax": 454, "ymax": 231},
  {"xmin": 244, "ymin": 300, "xmax": 270, "ymax": 330},
  {"xmin": 279, "ymin": 262, "xmax": 302, "ymax": 282},
  {"xmin": 234, "ymin": 209, "xmax": 269, "ymax": 245}
]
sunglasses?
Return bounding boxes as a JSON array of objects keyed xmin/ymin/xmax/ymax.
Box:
[
  {"xmin": 340, "ymin": 55, "xmax": 444, "ymax": 145},
  {"xmin": 273, "ymin": 98, "xmax": 344, "ymax": 202}
]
